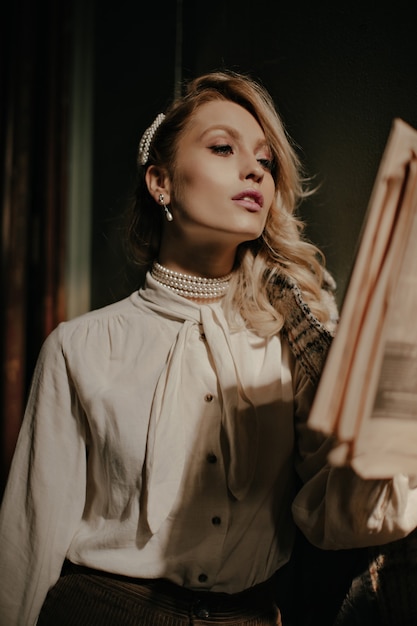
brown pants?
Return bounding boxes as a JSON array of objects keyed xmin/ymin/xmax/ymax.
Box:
[{"xmin": 37, "ymin": 563, "xmax": 282, "ymax": 626}]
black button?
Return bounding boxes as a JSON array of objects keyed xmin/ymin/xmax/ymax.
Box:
[
  {"xmin": 206, "ymin": 453, "xmax": 217, "ymax": 464},
  {"xmin": 211, "ymin": 516, "xmax": 221, "ymax": 525},
  {"xmin": 204, "ymin": 393, "xmax": 213, "ymax": 402},
  {"xmin": 198, "ymin": 573, "xmax": 208, "ymax": 583}
]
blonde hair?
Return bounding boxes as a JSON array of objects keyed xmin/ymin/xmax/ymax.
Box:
[{"xmin": 128, "ymin": 70, "xmax": 333, "ymax": 336}]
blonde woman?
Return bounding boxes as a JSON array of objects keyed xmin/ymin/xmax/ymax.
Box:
[{"xmin": 1, "ymin": 70, "xmax": 417, "ymax": 626}]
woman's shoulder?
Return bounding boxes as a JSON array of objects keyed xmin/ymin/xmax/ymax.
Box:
[
  {"xmin": 63, "ymin": 291, "xmax": 140, "ymax": 326},
  {"xmin": 43, "ymin": 291, "xmax": 147, "ymax": 354}
]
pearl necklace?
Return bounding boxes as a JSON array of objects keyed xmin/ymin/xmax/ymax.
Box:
[{"xmin": 151, "ymin": 262, "xmax": 232, "ymax": 300}]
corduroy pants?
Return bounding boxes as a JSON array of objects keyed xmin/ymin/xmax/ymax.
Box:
[{"xmin": 37, "ymin": 562, "xmax": 282, "ymax": 626}]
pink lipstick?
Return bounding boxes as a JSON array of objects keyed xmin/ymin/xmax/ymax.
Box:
[{"xmin": 232, "ymin": 189, "xmax": 264, "ymax": 211}]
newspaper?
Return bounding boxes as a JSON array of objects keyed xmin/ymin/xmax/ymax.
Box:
[{"xmin": 308, "ymin": 119, "xmax": 417, "ymax": 478}]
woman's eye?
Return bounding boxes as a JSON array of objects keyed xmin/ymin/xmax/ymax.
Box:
[
  {"xmin": 210, "ymin": 144, "xmax": 233, "ymax": 156},
  {"xmin": 257, "ymin": 158, "xmax": 274, "ymax": 172}
]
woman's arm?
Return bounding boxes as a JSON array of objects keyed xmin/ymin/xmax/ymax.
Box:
[
  {"xmin": 291, "ymin": 370, "xmax": 417, "ymax": 550},
  {"xmin": 0, "ymin": 326, "xmax": 87, "ymax": 626}
]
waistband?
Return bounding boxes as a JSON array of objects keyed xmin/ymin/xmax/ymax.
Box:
[{"xmin": 61, "ymin": 560, "xmax": 279, "ymax": 619}]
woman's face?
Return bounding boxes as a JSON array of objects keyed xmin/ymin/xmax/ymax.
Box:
[{"xmin": 166, "ymin": 99, "xmax": 276, "ymax": 250}]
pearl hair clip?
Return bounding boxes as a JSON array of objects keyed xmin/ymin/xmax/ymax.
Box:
[{"xmin": 137, "ymin": 113, "xmax": 166, "ymax": 166}]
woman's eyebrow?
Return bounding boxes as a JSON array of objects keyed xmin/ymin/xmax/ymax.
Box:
[{"xmin": 199, "ymin": 124, "xmax": 241, "ymax": 140}]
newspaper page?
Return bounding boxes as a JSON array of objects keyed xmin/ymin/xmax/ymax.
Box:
[{"xmin": 308, "ymin": 119, "xmax": 417, "ymax": 478}]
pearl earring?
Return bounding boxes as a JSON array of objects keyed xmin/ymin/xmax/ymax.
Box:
[{"xmin": 159, "ymin": 194, "xmax": 173, "ymax": 222}]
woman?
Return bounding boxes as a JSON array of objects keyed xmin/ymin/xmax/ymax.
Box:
[{"xmin": 1, "ymin": 70, "xmax": 417, "ymax": 626}]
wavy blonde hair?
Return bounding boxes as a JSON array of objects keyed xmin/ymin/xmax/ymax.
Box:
[{"xmin": 127, "ymin": 70, "xmax": 333, "ymax": 336}]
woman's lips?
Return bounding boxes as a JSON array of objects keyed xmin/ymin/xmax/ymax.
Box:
[{"xmin": 232, "ymin": 190, "xmax": 264, "ymax": 211}]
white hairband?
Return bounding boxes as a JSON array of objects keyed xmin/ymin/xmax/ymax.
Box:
[{"xmin": 137, "ymin": 113, "xmax": 166, "ymax": 166}]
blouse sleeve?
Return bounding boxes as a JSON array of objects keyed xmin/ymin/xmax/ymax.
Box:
[
  {"xmin": 0, "ymin": 325, "xmax": 87, "ymax": 626},
  {"xmin": 291, "ymin": 364, "xmax": 417, "ymax": 550}
]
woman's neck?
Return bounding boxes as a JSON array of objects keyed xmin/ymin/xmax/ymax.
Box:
[{"xmin": 157, "ymin": 244, "xmax": 236, "ymax": 279}]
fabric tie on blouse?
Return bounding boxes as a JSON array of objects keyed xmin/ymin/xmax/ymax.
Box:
[{"xmin": 145, "ymin": 304, "xmax": 258, "ymax": 535}]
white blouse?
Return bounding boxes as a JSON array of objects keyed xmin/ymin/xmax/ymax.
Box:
[{"xmin": 1, "ymin": 274, "xmax": 417, "ymax": 626}]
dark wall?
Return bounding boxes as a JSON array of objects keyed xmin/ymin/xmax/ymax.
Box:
[
  {"xmin": 91, "ymin": 1, "xmax": 178, "ymax": 308},
  {"xmin": 91, "ymin": 2, "xmax": 417, "ymax": 309}
]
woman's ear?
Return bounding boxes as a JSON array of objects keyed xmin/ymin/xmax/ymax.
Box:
[{"xmin": 145, "ymin": 165, "xmax": 171, "ymax": 205}]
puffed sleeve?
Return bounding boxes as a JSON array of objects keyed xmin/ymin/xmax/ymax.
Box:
[
  {"xmin": 0, "ymin": 325, "xmax": 87, "ymax": 626},
  {"xmin": 291, "ymin": 365, "xmax": 417, "ymax": 550}
]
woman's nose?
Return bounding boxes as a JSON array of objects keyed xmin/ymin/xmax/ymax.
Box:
[{"xmin": 243, "ymin": 157, "xmax": 264, "ymax": 183}]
